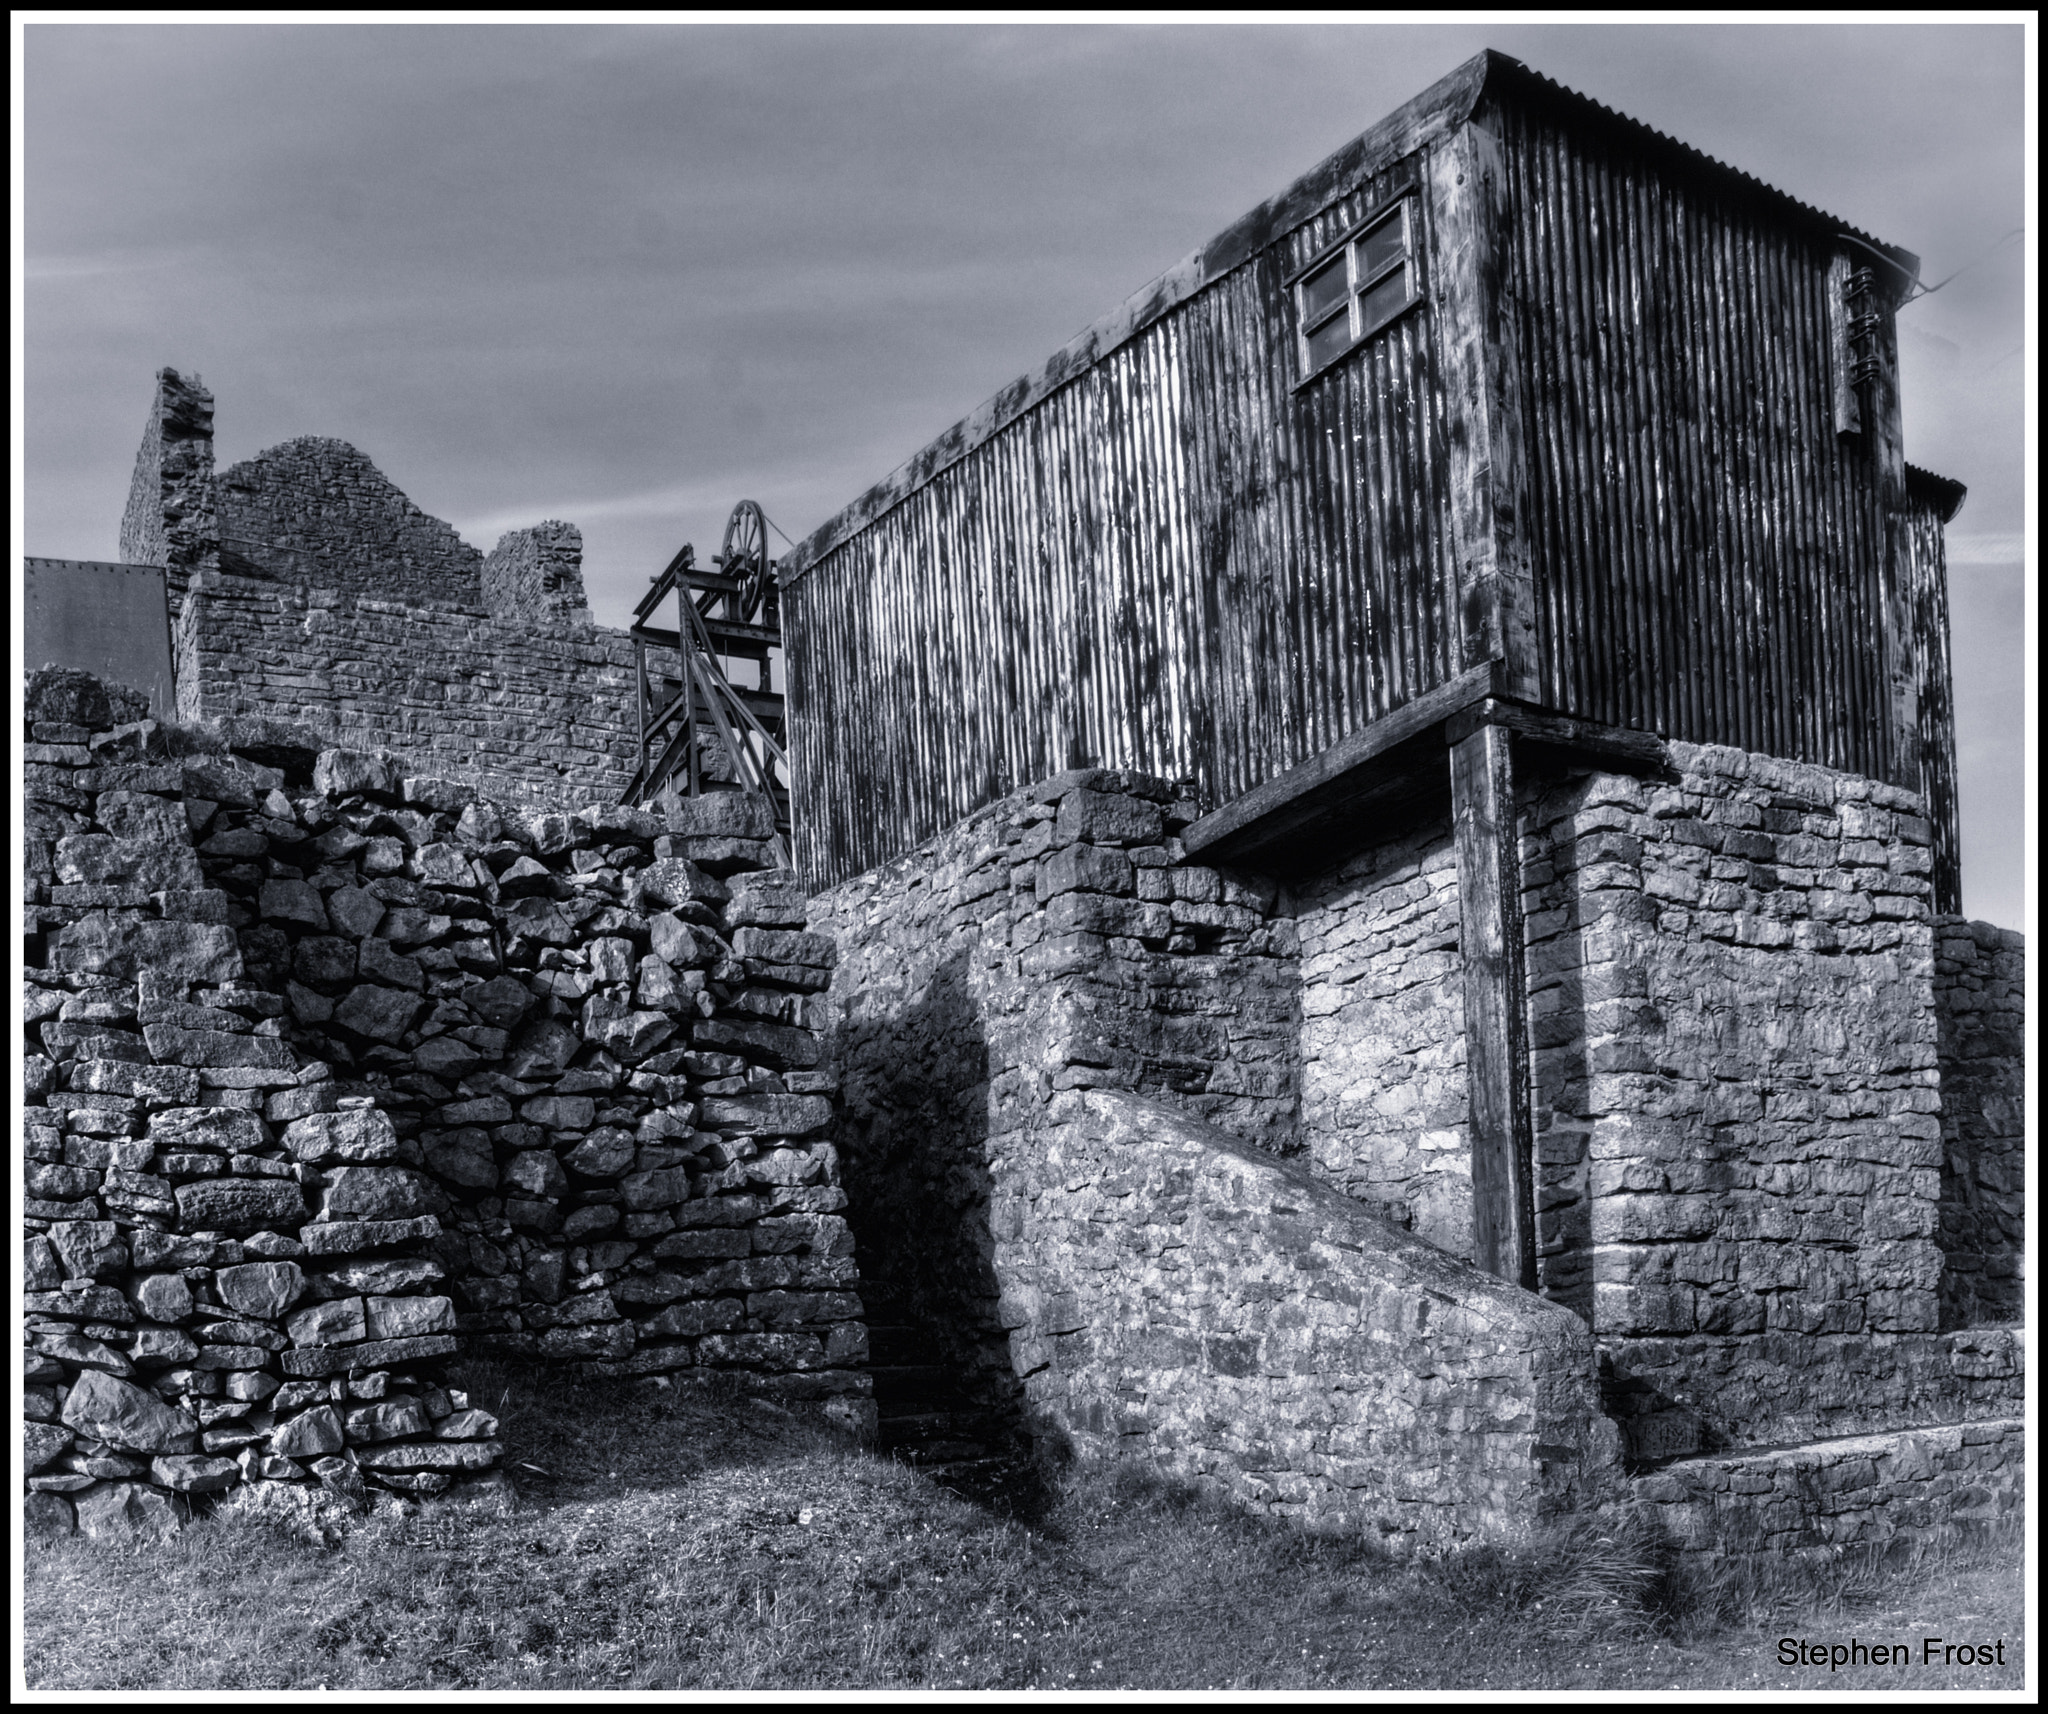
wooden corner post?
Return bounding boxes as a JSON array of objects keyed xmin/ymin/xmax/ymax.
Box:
[
  {"xmin": 1432, "ymin": 113, "xmax": 1538, "ymax": 703},
  {"xmin": 1449, "ymin": 714, "xmax": 1536, "ymax": 1289}
]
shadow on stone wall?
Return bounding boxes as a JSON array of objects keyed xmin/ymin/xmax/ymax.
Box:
[{"xmin": 833, "ymin": 949, "xmax": 1027, "ymax": 1456}]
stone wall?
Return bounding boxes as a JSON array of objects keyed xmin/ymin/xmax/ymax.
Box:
[
  {"xmin": 1003, "ymin": 1091, "xmax": 1621, "ymax": 1550},
  {"xmin": 116, "ymin": 367, "xmax": 646, "ymax": 807},
  {"xmin": 816, "ymin": 744, "xmax": 2025, "ymax": 1497},
  {"xmin": 1933, "ymin": 917, "xmax": 2026, "ymax": 1329},
  {"xmin": 1293, "ymin": 816, "xmax": 1469, "ymax": 1255},
  {"xmin": 215, "ymin": 437, "xmax": 485, "ymax": 607},
  {"xmin": 1631, "ymin": 1416, "xmax": 2025, "ymax": 1568},
  {"xmin": 24, "ymin": 668, "xmax": 868, "ymax": 1538},
  {"xmin": 119, "ymin": 367, "xmax": 218, "ymax": 592},
  {"xmin": 173, "ymin": 569, "xmax": 674, "ymax": 808},
  {"xmin": 482, "ymin": 521, "xmax": 592, "ymax": 629},
  {"xmin": 810, "ymin": 769, "xmax": 1300, "ymax": 1428},
  {"xmin": 23, "ymin": 670, "xmax": 497, "ymax": 1539}
]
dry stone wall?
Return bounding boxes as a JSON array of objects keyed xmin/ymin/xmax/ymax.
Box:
[
  {"xmin": 482, "ymin": 521, "xmax": 591, "ymax": 628},
  {"xmin": 172, "ymin": 569, "xmax": 675, "ymax": 808},
  {"xmin": 1932, "ymin": 918, "xmax": 2025, "ymax": 1329},
  {"xmin": 23, "ymin": 670, "xmax": 498, "ymax": 1540},
  {"xmin": 23, "ymin": 668, "xmax": 868, "ymax": 1539},
  {"xmin": 215, "ymin": 437, "xmax": 485, "ymax": 606}
]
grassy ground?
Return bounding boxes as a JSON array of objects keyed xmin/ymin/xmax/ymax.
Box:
[{"xmin": 20, "ymin": 1359, "xmax": 2028, "ymax": 1693}]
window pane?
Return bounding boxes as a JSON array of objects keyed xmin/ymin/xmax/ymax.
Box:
[
  {"xmin": 1356, "ymin": 265, "xmax": 1411, "ymax": 335},
  {"xmin": 1300, "ymin": 254, "xmax": 1349, "ymax": 322},
  {"xmin": 1305, "ymin": 311, "xmax": 1354, "ymax": 369},
  {"xmin": 1356, "ymin": 207, "xmax": 1406, "ymax": 281}
]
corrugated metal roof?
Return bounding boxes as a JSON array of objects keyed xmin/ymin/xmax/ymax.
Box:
[
  {"xmin": 1906, "ymin": 464, "xmax": 1967, "ymax": 523},
  {"xmin": 783, "ymin": 49, "xmax": 1921, "ymax": 581}
]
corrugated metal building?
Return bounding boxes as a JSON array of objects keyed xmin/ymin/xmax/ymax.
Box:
[{"xmin": 779, "ymin": 50, "xmax": 1964, "ymax": 910}]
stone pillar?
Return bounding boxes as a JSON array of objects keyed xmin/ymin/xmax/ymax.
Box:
[
  {"xmin": 119, "ymin": 367, "xmax": 219, "ymax": 588},
  {"xmin": 483, "ymin": 521, "xmax": 591, "ymax": 629}
]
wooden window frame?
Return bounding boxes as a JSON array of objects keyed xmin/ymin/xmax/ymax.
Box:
[{"xmin": 1289, "ymin": 195, "xmax": 1422, "ymax": 386}]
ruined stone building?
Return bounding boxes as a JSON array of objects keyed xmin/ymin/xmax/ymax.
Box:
[{"xmin": 23, "ymin": 51, "xmax": 2023, "ymax": 1559}]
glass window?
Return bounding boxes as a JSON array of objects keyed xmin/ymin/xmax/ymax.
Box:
[
  {"xmin": 1295, "ymin": 196, "xmax": 1418, "ymax": 380},
  {"xmin": 1301, "ymin": 254, "xmax": 1350, "ymax": 324}
]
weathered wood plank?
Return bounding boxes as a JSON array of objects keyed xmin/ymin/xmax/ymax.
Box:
[
  {"xmin": 1447, "ymin": 697, "xmax": 1666, "ymax": 769},
  {"xmin": 1449, "ymin": 721, "xmax": 1536, "ymax": 1290},
  {"xmin": 1182, "ymin": 659, "xmax": 1501, "ymax": 860},
  {"xmin": 1434, "ymin": 119, "xmax": 1540, "ymax": 701}
]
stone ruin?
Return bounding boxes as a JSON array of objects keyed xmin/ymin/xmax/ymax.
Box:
[
  {"xmin": 23, "ymin": 656, "xmax": 860, "ymax": 1540},
  {"xmin": 20, "ymin": 366, "xmax": 2027, "ymax": 1568}
]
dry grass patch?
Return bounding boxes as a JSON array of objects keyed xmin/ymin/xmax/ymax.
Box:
[{"xmin": 21, "ymin": 1360, "xmax": 2026, "ymax": 1692}]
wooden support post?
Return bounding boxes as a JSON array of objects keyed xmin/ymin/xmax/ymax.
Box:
[
  {"xmin": 1432, "ymin": 116, "xmax": 1539, "ymax": 703},
  {"xmin": 1450, "ymin": 718, "xmax": 1536, "ymax": 1289}
]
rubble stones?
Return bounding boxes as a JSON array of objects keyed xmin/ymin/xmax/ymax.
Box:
[
  {"xmin": 61, "ymin": 1370, "xmax": 199, "ymax": 1454},
  {"xmin": 217, "ymin": 1262, "xmax": 306, "ymax": 1319},
  {"xmin": 22, "ymin": 671, "xmax": 870, "ymax": 1530},
  {"xmin": 75, "ymin": 1480, "xmax": 183, "ymax": 1540}
]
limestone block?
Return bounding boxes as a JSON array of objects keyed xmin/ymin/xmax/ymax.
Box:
[
  {"xmin": 217, "ymin": 1261, "xmax": 307, "ymax": 1319},
  {"xmin": 74, "ymin": 1481, "xmax": 183, "ymax": 1539},
  {"xmin": 61, "ymin": 1369, "xmax": 199, "ymax": 1454},
  {"xmin": 283, "ymin": 1106, "xmax": 402, "ymax": 1164},
  {"xmin": 332, "ymin": 984, "xmax": 424, "ymax": 1043},
  {"xmin": 664, "ymin": 792, "xmax": 776, "ymax": 840},
  {"xmin": 365, "ymin": 1295, "xmax": 456, "ymax": 1340},
  {"xmin": 320, "ymin": 1165, "xmax": 442, "ymax": 1221},
  {"xmin": 174, "ymin": 1177, "xmax": 308, "ymax": 1233}
]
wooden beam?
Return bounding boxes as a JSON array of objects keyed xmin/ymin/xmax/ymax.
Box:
[
  {"xmin": 1865, "ymin": 278, "xmax": 1920, "ymax": 795},
  {"xmin": 1450, "ymin": 721, "xmax": 1536, "ymax": 1289},
  {"xmin": 1181, "ymin": 660, "xmax": 1502, "ymax": 864},
  {"xmin": 1432, "ymin": 117, "xmax": 1539, "ymax": 701},
  {"xmin": 1447, "ymin": 698, "xmax": 1667, "ymax": 771}
]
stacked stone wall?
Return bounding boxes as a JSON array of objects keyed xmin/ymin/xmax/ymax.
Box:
[
  {"xmin": 1631, "ymin": 1418, "xmax": 2025, "ymax": 1567},
  {"xmin": 24, "ymin": 672, "xmax": 494, "ymax": 1538},
  {"xmin": 1517, "ymin": 743, "xmax": 2021, "ymax": 1460},
  {"xmin": 482, "ymin": 521, "xmax": 592, "ymax": 628},
  {"xmin": 215, "ymin": 436, "xmax": 485, "ymax": 606},
  {"xmin": 817, "ymin": 744, "xmax": 2024, "ymax": 1494},
  {"xmin": 1292, "ymin": 817, "xmax": 1469, "ymax": 1254},
  {"xmin": 119, "ymin": 367, "xmax": 218, "ymax": 596},
  {"xmin": 1004, "ymin": 1091, "xmax": 1622, "ymax": 1550},
  {"xmin": 24, "ymin": 668, "xmax": 867, "ymax": 1539},
  {"xmin": 173, "ymin": 569, "xmax": 676, "ymax": 808},
  {"xmin": 1932, "ymin": 917, "xmax": 2025, "ymax": 1329},
  {"xmin": 811, "ymin": 769, "xmax": 1299, "ymax": 1420}
]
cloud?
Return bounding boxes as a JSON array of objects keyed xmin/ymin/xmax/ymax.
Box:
[
  {"xmin": 25, "ymin": 252, "xmax": 182, "ymax": 280},
  {"xmin": 1946, "ymin": 535, "xmax": 2025, "ymax": 568}
]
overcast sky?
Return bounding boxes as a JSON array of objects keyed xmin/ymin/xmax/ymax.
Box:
[{"xmin": 17, "ymin": 18, "xmax": 2031, "ymax": 927}]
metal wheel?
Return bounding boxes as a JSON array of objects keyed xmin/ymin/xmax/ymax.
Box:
[{"xmin": 718, "ymin": 499, "xmax": 772, "ymax": 620}]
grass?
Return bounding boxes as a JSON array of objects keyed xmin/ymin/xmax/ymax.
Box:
[{"xmin": 20, "ymin": 1359, "xmax": 2028, "ymax": 1692}]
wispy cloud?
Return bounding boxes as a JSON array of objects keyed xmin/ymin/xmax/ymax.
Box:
[
  {"xmin": 453, "ymin": 476, "xmax": 822, "ymax": 544},
  {"xmin": 1947, "ymin": 534, "xmax": 2025, "ymax": 568},
  {"xmin": 25, "ymin": 252, "xmax": 182, "ymax": 281}
]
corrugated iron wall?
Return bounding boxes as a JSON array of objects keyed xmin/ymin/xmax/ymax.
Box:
[
  {"xmin": 1900, "ymin": 496, "xmax": 1961, "ymax": 913},
  {"xmin": 1489, "ymin": 99, "xmax": 1901, "ymax": 785},
  {"xmin": 787, "ymin": 156, "xmax": 1460, "ymax": 891}
]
